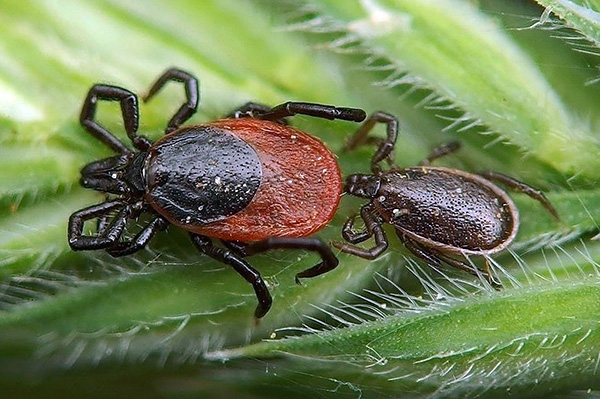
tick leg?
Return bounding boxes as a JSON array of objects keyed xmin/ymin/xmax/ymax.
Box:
[
  {"xmin": 226, "ymin": 102, "xmax": 269, "ymax": 118},
  {"xmin": 419, "ymin": 141, "xmax": 461, "ymax": 166},
  {"xmin": 106, "ymin": 216, "xmax": 169, "ymax": 257},
  {"xmin": 243, "ymin": 237, "xmax": 339, "ymax": 284},
  {"xmin": 220, "ymin": 239, "xmax": 342, "ymax": 281},
  {"xmin": 68, "ymin": 201, "xmax": 128, "ymax": 250},
  {"xmin": 400, "ymin": 236, "xmax": 442, "ymax": 267},
  {"xmin": 226, "ymin": 102, "xmax": 289, "ymax": 125},
  {"xmin": 228, "ymin": 102, "xmax": 270, "ymax": 116},
  {"xmin": 333, "ymin": 205, "xmax": 388, "ymax": 260},
  {"xmin": 341, "ymin": 214, "xmax": 372, "ymax": 244},
  {"xmin": 258, "ymin": 102, "xmax": 366, "ymax": 124},
  {"xmin": 344, "ymin": 112, "xmax": 399, "ymax": 173},
  {"xmin": 479, "ymin": 171, "xmax": 559, "ymax": 221},
  {"xmin": 80, "ymin": 84, "xmax": 149, "ymax": 153},
  {"xmin": 144, "ymin": 67, "xmax": 200, "ymax": 134},
  {"xmin": 96, "ymin": 203, "xmax": 112, "ymax": 234},
  {"xmin": 400, "ymin": 233, "xmax": 498, "ymax": 285},
  {"xmin": 220, "ymin": 240, "xmax": 249, "ymax": 256},
  {"xmin": 189, "ymin": 234, "xmax": 272, "ymax": 318}
]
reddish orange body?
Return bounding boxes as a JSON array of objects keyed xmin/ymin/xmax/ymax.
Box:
[{"xmin": 146, "ymin": 118, "xmax": 342, "ymax": 241}]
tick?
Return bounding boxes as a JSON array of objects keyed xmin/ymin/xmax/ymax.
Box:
[
  {"xmin": 333, "ymin": 113, "xmax": 559, "ymax": 280},
  {"xmin": 68, "ymin": 67, "xmax": 369, "ymax": 318}
]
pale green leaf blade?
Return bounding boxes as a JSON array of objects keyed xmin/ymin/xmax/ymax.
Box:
[{"xmin": 271, "ymin": 0, "xmax": 600, "ymax": 177}]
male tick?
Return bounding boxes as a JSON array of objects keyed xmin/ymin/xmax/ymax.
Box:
[{"xmin": 334, "ymin": 113, "xmax": 559, "ymax": 280}]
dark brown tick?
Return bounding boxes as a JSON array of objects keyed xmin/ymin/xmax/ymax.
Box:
[
  {"xmin": 333, "ymin": 114, "xmax": 559, "ymax": 280},
  {"xmin": 68, "ymin": 68, "xmax": 389, "ymax": 318}
]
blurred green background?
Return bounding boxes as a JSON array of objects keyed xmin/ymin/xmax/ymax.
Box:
[{"xmin": 2, "ymin": 0, "xmax": 600, "ymax": 397}]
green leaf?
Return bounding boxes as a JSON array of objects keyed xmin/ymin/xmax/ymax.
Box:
[
  {"xmin": 216, "ymin": 274, "xmax": 600, "ymax": 398},
  {"xmin": 534, "ymin": 0, "xmax": 600, "ymax": 46},
  {"xmin": 1, "ymin": 0, "xmax": 600, "ymax": 397},
  {"xmin": 269, "ymin": 0, "xmax": 600, "ymax": 178}
]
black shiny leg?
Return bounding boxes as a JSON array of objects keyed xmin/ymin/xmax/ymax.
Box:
[
  {"xmin": 333, "ymin": 205, "xmax": 388, "ymax": 260},
  {"xmin": 107, "ymin": 216, "xmax": 169, "ymax": 257},
  {"xmin": 258, "ymin": 102, "xmax": 366, "ymax": 124},
  {"xmin": 144, "ymin": 68, "xmax": 199, "ymax": 134},
  {"xmin": 68, "ymin": 201, "xmax": 128, "ymax": 250},
  {"xmin": 341, "ymin": 214, "xmax": 372, "ymax": 244},
  {"xmin": 220, "ymin": 240, "xmax": 249, "ymax": 256},
  {"xmin": 479, "ymin": 171, "xmax": 559, "ymax": 221},
  {"xmin": 343, "ymin": 112, "xmax": 399, "ymax": 173},
  {"xmin": 80, "ymin": 84, "xmax": 149, "ymax": 153},
  {"xmin": 419, "ymin": 141, "xmax": 461, "ymax": 166},
  {"xmin": 97, "ymin": 211, "xmax": 111, "ymax": 235},
  {"xmin": 226, "ymin": 102, "xmax": 289, "ymax": 125},
  {"xmin": 189, "ymin": 234, "xmax": 272, "ymax": 318},
  {"xmin": 227, "ymin": 102, "xmax": 268, "ymax": 118},
  {"xmin": 243, "ymin": 237, "xmax": 339, "ymax": 284}
]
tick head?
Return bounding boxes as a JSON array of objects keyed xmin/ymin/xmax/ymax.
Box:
[{"xmin": 345, "ymin": 174, "xmax": 381, "ymax": 199}]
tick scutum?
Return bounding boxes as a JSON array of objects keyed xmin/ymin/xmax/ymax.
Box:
[{"xmin": 145, "ymin": 125, "xmax": 262, "ymax": 226}]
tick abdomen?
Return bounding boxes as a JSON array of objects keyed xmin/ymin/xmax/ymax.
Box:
[
  {"xmin": 190, "ymin": 119, "xmax": 343, "ymax": 241},
  {"xmin": 376, "ymin": 167, "xmax": 516, "ymax": 252}
]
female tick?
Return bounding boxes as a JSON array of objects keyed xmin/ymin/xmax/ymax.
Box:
[{"xmin": 69, "ymin": 68, "xmax": 382, "ymax": 318}]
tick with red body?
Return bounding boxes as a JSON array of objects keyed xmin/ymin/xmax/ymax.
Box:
[{"xmin": 69, "ymin": 68, "xmax": 369, "ymax": 318}]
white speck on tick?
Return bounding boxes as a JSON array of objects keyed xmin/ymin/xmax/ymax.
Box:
[{"xmin": 393, "ymin": 208, "xmax": 408, "ymax": 217}]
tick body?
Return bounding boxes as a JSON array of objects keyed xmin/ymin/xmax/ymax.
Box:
[
  {"xmin": 69, "ymin": 67, "xmax": 367, "ymax": 318},
  {"xmin": 145, "ymin": 119, "xmax": 342, "ymax": 241},
  {"xmin": 334, "ymin": 114, "xmax": 559, "ymax": 279}
]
